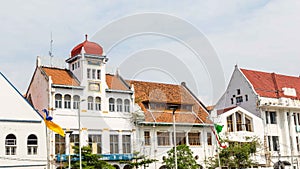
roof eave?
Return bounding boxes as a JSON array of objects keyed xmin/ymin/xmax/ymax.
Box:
[
  {"xmin": 137, "ymin": 121, "xmax": 212, "ymax": 127},
  {"xmin": 106, "ymin": 89, "xmax": 133, "ymax": 94},
  {"xmin": 52, "ymin": 84, "xmax": 84, "ymax": 90}
]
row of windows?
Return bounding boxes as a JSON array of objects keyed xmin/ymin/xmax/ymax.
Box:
[
  {"xmin": 55, "ymin": 94, "xmax": 81, "ymax": 109},
  {"xmin": 227, "ymin": 112, "xmax": 253, "ymax": 132},
  {"xmin": 5, "ymin": 134, "xmax": 38, "ymax": 155},
  {"xmin": 54, "ymin": 94, "xmax": 131, "ymax": 112},
  {"xmin": 87, "ymin": 68, "xmax": 101, "ymax": 80},
  {"xmin": 144, "ymin": 131, "xmax": 212, "ymax": 146},
  {"xmin": 55, "ymin": 134, "xmax": 131, "ymax": 154},
  {"xmin": 109, "ymin": 98, "xmax": 130, "ymax": 112}
]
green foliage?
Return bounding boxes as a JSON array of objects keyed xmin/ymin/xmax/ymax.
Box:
[
  {"xmin": 206, "ymin": 137, "xmax": 260, "ymax": 169},
  {"xmin": 70, "ymin": 146, "xmax": 114, "ymax": 169},
  {"xmin": 163, "ymin": 144, "xmax": 198, "ymax": 169},
  {"xmin": 120, "ymin": 151, "xmax": 157, "ymax": 168}
]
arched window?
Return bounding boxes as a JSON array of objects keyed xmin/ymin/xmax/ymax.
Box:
[
  {"xmin": 124, "ymin": 99, "xmax": 130, "ymax": 112},
  {"xmin": 95, "ymin": 97, "xmax": 101, "ymax": 111},
  {"xmin": 73, "ymin": 95, "xmax": 80, "ymax": 109},
  {"xmin": 109, "ymin": 98, "xmax": 115, "ymax": 112},
  {"xmin": 117, "ymin": 99, "xmax": 122, "ymax": 112},
  {"xmin": 5, "ymin": 134, "xmax": 16, "ymax": 155},
  {"xmin": 64, "ymin": 94, "xmax": 71, "ymax": 109},
  {"xmin": 27, "ymin": 134, "xmax": 38, "ymax": 155},
  {"xmin": 88, "ymin": 96, "xmax": 94, "ymax": 110},
  {"xmin": 55, "ymin": 94, "xmax": 62, "ymax": 108},
  {"xmin": 123, "ymin": 165, "xmax": 132, "ymax": 169},
  {"xmin": 113, "ymin": 165, "xmax": 120, "ymax": 169}
]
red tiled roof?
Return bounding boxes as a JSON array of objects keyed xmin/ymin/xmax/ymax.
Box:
[
  {"xmin": 129, "ymin": 80, "xmax": 194, "ymax": 104},
  {"xmin": 106, "ymin": 74, "xmax": 130, "ymax": 91},
  {"xmin": 129, "ymin": 80, "xmax": 210, "ymax": 124},
  {"xmin": 71, "ymin": 38, "xmax": 103, "ymax": 57},
  {"xmin": 217, "ymin": 106, "xmax": 237, "ymax": 115},
  {"xmin": 42, "ymin": 67, "xmax": 80, "ymax": 86},
  {"xmin": 241, "ymin": 68, "xmax": 300, "ymax": 99}
]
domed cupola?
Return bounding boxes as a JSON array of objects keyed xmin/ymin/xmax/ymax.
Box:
[{"xmin": 70, "ymin": 34, "xmax": 103, "ymax": 57}]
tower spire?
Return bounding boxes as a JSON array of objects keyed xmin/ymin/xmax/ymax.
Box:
[{"xmin": 85, "ymin": 34, "xmax": 88, "ymax": 41}]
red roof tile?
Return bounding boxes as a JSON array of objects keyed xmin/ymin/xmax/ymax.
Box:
[
  {"xmin": 217, "ymin": 106, "xmax": 237, "ymax": 115},
  {"xmin": 42, "ymin": 67, "xmax": 80, "ymax": 86},
  {"xmin": 129, "ymin": 80, "xmax": 210, "ymax": 124},
  {"xmin": 241, "ymin": 68, "xmax": 300, "ymax": 99},
  {"xmin": 106, "ymin": 74, "xmax": 131, "ymax": 91}
]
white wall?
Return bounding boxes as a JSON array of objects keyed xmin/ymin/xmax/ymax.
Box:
[{"xmin": 214, "ymin": 66, "xmax": 259, "ymax": 117}]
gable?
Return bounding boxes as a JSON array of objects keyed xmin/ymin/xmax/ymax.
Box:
[
  {"xmin": 129, "ymin": 80, "xmax": 210, "ymax": 124},
  {"xmin": 0, "ymin": 72, "xmax": 42, "ymax": 121},
  {"xmin": 41, "ymin": 67, "xmax": 80, "ymax": 86}
]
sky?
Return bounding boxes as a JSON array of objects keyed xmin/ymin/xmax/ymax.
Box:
[{"xmin": 0, "ymin": 0, "xmax": 300, "ymax": 105}]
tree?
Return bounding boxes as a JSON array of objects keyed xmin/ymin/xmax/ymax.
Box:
[
  {"xmin": 163, "ymin": 144, "xmax": 198, "ymax": 169},
  {"xmin": 70, "ymin": 146, "xmax": 114, "ymax": 169},
  {"xmin": 206, "ymin": 137, "xmax": 260, "ymax": 169},
  {"xmin": 120, "ymin": 151, "xmax": 157, "ymax": 169}
]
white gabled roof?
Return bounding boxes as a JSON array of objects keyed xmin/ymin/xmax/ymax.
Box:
[{"xmin": 0, "ymin": 72, "xmax": 42, "ymax": 122}]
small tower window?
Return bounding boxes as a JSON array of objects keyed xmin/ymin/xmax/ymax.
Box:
[
  {"xmin": 237, "ymin": 89, "xmax": 241, "ymax": 95},
  {"xmin": 92, "ymin": 69, "xmax": 96, "ymax": 79},
  {"xmin": 97, "ymin": 70, "xmax": 101, "ymax": 80},
  {"xmin": 87, "ymin": 69, "xmax": 91, "ymax": 79},
  {"xmin": 245, "ymin": 95, "xmax": 248, "ymax": 101}
]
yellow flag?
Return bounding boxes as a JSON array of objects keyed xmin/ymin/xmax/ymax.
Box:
[{"xmin": 44, "ymin": 117, "xmax": 65, "ymax": 137}]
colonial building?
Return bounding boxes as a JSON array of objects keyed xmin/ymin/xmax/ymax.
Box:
[
  {"xmin": 214, "ymin": 65, "xmax": 300, "ymax": 168},
  {"xmin": 129, "ymin": 80, "xmax": 216, "ymax": 168},
  {"xmin": 0, "ymin": 72, "xmax": 47, "ymax": 168},
  {"xmin": 26, "ymin": 36, "xmax": 215, "ymax": 169},
  {"xmin": 26, "ymin": 36, "xmax": 134, "ymax": 169}
]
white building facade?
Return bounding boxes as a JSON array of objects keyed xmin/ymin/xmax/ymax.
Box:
[
  {"xmin": 214, "ymin": 65, "xmax": 300, "ymax": 168},
  {"xmin": 0, "ymin": 72, "xmax": 47, "ymax": 168},
  {"xmin": 26, "ymin": 36, "xmax": 216, "ymax": 169},
  {"xmin": 26, "ymin": 37, "xmax": 135, "ymax": 169}
]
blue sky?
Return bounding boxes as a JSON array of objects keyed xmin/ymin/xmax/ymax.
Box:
[{"xmin": 0, "ymin": 0, "xmax": 299, "ymax": 105}]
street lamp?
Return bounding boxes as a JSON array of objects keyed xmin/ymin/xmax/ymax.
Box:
[
  {"xmin": 167, "ymin": 104, "xmax": 179, "ymax": 169},
  {"xmin": 78, "ymin": 99, "xmax": 85, "ymax": 169},
  {"xmin": 65, "ymin": 130, "xmax": 73, "ymax": 169}
]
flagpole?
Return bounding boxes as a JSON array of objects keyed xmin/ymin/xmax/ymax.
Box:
[
  {"xmin": 78, "ymin": 99, "xmax": 85, "ymax": 169},
  {"xmin": 78, "ymin": 102, "xmax": 82, "ymax": 169}
]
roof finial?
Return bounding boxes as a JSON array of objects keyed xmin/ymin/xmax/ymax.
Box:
[{"xmin": 85, "ymin": 34, "xmax": 88, "ymax": 41}]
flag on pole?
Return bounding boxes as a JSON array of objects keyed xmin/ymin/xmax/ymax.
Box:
[
  {"xmin": 211, "ymin": 124, "xmax": 227, "ymax": 148},
  {"xmin": 42, "ymin": 109, "xmax": 65, "ymax": 137}
]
